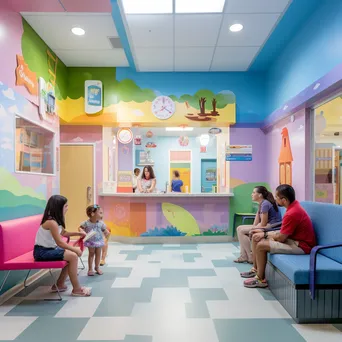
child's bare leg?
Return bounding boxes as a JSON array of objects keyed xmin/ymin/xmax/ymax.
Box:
[
  {"xmin": 88, "ymin": 248, "xmax": 95, "ymax": 275},
  {"xmin": 101, "ymin": 243, "xmax": 108, "ymax": 265},
  {"xmin": 95, "ymin": 248, "xmax": 103, "ymax": 275}
]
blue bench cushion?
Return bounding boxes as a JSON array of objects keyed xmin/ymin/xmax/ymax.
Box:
[
  {"xmin": 301, "ymin": 202, "xmax": 342, "ymax": 263},
  {"xmin": 269, "ymin": 254, "xmax": 342, "ymax": 285}
]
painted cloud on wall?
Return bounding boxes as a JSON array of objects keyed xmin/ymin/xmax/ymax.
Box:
[
  {"xmin": 1, "ymin": 137, "xmax": 13, "ymax": 150},
  {"xmin": 2, "ymin": 88, "xmax": 15, "ymax": 101}
]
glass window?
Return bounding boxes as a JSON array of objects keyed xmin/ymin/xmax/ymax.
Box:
[
  {"xmin": 15, "ymin": 116, "xmax": 55, "ymax": 175},
  {"xmin": 313, "ymin": 93, "xmax": 342, "ymax": 204}
]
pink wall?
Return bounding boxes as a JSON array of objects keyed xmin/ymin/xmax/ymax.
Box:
[
  {"xmin": 60, "ymin": 126, "xmax": 103, "ymax": 202},
  {"xmin": 0, "ymin": 2, "xmax": 37, "ymax": 105},
  {"xmin": 265, "ymin": 110, "xmax": 307, "ymax": 201}
]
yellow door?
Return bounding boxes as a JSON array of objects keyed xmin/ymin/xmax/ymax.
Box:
[{"xmin": 60, "ymin": 145, "xmax": 94, "ymax": 233}]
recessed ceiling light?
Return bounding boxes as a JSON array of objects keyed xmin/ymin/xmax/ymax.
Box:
[
  {"xmin": 71, "ymin": 27, "xmax": 85, "ymax": 36},
  {"xmin": 122, "ymin": 0, "xmax": 172, "ymax": 14},
  {"xmin": 176, "ymin": 0, "xmax": 225, "ymax": 13},
  {"xmin": 229, "ymin": 23, "xmax": 243, "ymax": 32}
]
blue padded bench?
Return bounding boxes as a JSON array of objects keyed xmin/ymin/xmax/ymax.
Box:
[{"xmin": 266, "ymin": 201, "xmax": 342, "ymax": 324}]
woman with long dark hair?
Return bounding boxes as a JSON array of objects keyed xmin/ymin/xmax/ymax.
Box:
[
  {"xmin": 234, "ymin": 186, "xmax": 282, "ymax": 264},
  {"xmin": 137, "ymin": 165, "xmax": 157, "ymax": 193},
  {"xmin": 33, "ymin": 195, "xmax": 91, "ymax": 296}
]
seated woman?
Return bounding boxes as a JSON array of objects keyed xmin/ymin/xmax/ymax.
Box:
[
  {"xmin": 171, "ymin": 170, "xmax": 183, "ymax": 192},
  {"xmin": 33, "ymin": 195, "xmax": 91, "ymax": 296},
  {"xmin": 137, "ymin": 165, "xmax": 157, "ymax": 193},
  {"xmin": 234, "ymin": 186, "xmax": 282, "ymax": 264}
]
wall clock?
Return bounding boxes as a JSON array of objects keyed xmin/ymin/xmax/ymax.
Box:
[
  {"xmin": 151, "ymin": 96, "xmax": 175, "ymax": 120},
  {"xmin": 117, "ymin": 128, "xmax": 133, "ymax": 144}
]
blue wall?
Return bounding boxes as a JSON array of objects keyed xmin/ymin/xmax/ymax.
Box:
[
  {"xmin": 117, "ymin": 68, "xmax": 267, "ymax": 124},
  {"xmin": 267, "ymin": 0, "xmax": 342, "ymax": 113},
  {"xmin": 133, "ymin": 136, "xmax": 217, "ymax": 193}
]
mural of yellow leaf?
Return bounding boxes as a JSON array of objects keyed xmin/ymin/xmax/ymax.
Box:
[
  {"xmin": 104, "ymin": 220, "xmax": 137, "ymax": 237},
  {"xmin": 161, "ymin": 202, "xmax": 200, "ymax": 236}
]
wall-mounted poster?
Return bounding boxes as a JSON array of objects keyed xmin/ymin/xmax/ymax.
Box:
[
  {"xmin": 225, "ymin": 145, "xmax": 252, "ymax": 161},
  {"xmin": 85, "ymin": 80, "xmax": 103, "ymax": 114},
  {"xmin": 39, "ymin": 77, "xmax": 56, "ymax": 121}
]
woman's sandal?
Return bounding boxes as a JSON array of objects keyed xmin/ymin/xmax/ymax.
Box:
[
  {"xmin": 51, "ymin": 285, "xmax": 68, "ymax": 293},
  {"xmin": 87, "ymin": 271, "xmax": 95, "ymax": 276},
  {"xmin": 95, "ymin": 268, "xmax": 103, "ymax": 275},
  {"xmin": 71, "ymin": 287, "xmax": 91, "ymax": 297},
  {"xmin": 234, "ymin": 256, "xmax": 248, "ymax": 263}
]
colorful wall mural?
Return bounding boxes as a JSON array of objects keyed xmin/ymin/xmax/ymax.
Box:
[{"xmin": 265, "ymin": 110, "xmax": 307, "ymax": 202}]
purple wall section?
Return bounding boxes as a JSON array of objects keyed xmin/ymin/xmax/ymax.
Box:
[
  {"xmin": 117, "ymin": 140, "xmax": 133, "ymax": 171},
  {"xmin": 230, "ymin": 128, "xmax": 267, "ymax": 185},
  {"xmin": 265, "ymin": 110, "xmax": 307, "ymax": 201}
]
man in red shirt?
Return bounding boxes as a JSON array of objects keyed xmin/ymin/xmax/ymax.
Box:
[{"xmin": 242, "ymin": 184, "xmax": 316, "ymax": 288}]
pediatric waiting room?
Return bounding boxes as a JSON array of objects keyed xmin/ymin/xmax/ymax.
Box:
[{"xmin": 1, "ymin": 0, "xmax": 342, "ymax": 341}]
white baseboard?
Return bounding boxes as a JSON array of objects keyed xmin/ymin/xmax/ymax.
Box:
[{"xmin": 0, "ymin": 269, "xmax": 49, "ymax": 306}]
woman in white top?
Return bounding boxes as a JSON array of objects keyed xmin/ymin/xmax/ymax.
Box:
[
  {"xmin": 33, "ymin": 195, "xmax": 91, "ymax": 297},
  {"xmin": 136, "ymin": 165, "xmax": 157, "ymax": 193}
]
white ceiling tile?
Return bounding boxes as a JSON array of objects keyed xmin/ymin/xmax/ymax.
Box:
[
  {"xmin": 175, "ymin": 47, "xmax": 214, "ymax": 71},
  {"xmin": 22, "ymin": 13, "xmax": 117, "ymax": 50},
  {"xmin": 175, "ymin": 14, "xmax": 222, "ymax": 47},
  {"xmin": 135, "ymin": 48, "xmax": 173, "ymax": 71},
  {"xmin": 218, "ymin": 13, "xmax": 280, "ymax": 46},
  {"xmin": 175, "ymin": 0, "xmax": 226, "ymax": 14},
  {"xmin": 225, "ymin": 0, "xmax": 291, "ymax": 14},
  {"xmin": 122, "ymin": 0, "xmax": 173, "ymax": 14},
  {"xmin": 126, "ymin": 14, "xmax": 173, "ymax": 47},
  {"xmin": 211, "ymin": 46, "xmax": 259, "ymax": 71},
  {"xmin": 55, "ymin": 49, "xmax": 129, "ymax": 67}
]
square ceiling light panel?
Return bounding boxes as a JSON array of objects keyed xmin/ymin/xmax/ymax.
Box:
[
  {"xmin": 122, "ymin": 0, "xmax": 173, "ymax": 14},
  {"xmin": 176, "ymin": 0, "xmax": 226, "ymax": 13}
]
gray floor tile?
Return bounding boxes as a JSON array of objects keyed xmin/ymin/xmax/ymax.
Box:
[
  {"xmin": 214, "ymin": 319, "xmax": 305, "ymax": 342},
  {"xmin": 6, "ymin": 300, "xmax": 67, "ymax": 317},
  {"xmin": 183, "ymin": 253, "xmax": 202, "ymax": 262},
  {"xmin": 14, "ymin": 316, "xmax": 89, "ymax": 341}
]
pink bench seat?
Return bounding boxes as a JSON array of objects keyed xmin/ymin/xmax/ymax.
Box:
[{"xmin": 0, "ymin": 215, "xmax": 68, "ymax": 300}]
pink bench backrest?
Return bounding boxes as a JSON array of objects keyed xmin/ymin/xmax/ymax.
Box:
[{"xmin": 0, "ymin": 215, "xmax": 42, "ymax": 264}]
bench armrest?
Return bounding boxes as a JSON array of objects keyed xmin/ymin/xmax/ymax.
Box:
[{"xmin": 310, "ymin": 243, "xmax": 342, "ymax": 299}]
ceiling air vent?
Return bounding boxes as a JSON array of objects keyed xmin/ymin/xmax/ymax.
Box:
[{"xmin": 108, "ymin": 37, "xmax": 123, "ymax": 49}]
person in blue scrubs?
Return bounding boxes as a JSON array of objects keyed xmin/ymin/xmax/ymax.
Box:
[{"xmin": 171, "ymin": 170, "xmax": 183, "ymax": 192}]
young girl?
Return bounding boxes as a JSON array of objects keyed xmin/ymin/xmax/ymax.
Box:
[
  {"xmin": 171, "ymin": 170, "xmax": 183, "ymax": 193},
  {"xmin": 79, "ymin": 204, "xmax": 110, "ymax": 276},
  {"xmin": 33, "ymin": 195, "xmax": 91, "ymax": 297}
]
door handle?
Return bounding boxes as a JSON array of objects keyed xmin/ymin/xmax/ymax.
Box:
[{"xmin": 87, "ymin": 186, "xmax": 92, "ymax": 203}]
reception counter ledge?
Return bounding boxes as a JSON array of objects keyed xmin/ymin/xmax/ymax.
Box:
[{"xmin": 99, "ymin": 192, "xmax": 233, "ymax": 243}]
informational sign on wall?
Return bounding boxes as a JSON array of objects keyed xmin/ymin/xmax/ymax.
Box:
[
  {"xmin": 39, "ymin": 77, "xmax": 56, "ymax": 121},
  {"xmin": 117, "ymin": 171, "xmax": 132, "ymax": 187},
  {"xmin": 225, "ymin": 145, "xmax": 252, "ymax": 161},
  {"xmin": 85, "ymin": 80, "xmax": 103, "ymax": 114}
]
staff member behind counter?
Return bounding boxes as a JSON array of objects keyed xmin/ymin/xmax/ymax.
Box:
[{"xmin": 136, "ymin": 165, "xmax": 157, "ymax": 193}]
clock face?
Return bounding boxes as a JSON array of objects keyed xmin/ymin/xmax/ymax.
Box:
[
  {"xmin": 151, "ymin": 96, "xmax": 175, "ymax": 120},
  {"xmin": 117, "ymin": 128, "xmax": 133, "ymax": 144}
]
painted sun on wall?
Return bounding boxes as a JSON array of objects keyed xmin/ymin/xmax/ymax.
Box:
[{"xmin": 101, "ymin": 198, "xmax": 229, "ymax": 237}]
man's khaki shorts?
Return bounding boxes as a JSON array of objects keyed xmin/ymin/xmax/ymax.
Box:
[{"xmin": 269, "ymin": 238, "xmax": 305, "ymax": 255}]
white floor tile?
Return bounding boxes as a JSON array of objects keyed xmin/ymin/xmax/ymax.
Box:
[
  {"xmin": 188, "ymin": 276, "xmax": 222, "ymax": 288},
  {"xmin": 151, "ymin": 288, "xmax": 191, "ymax": 303},
  {"xmin": 292, "ymin": 324, "xmax": 342, "ymax": 342},
  {"xmin": 78, "ymin": 317, "xmax": 130, "ymax": 340},
  {"xmin": 207, "ymin": 299, "xmax": 291, "ymax": 319},
  {"xmin": 112, "ymin": 277, "xmax": 143, "ymax": 288},
  {"xmin": 0, "ymin": 316, "xmax": 37, "ymax": 340},
  {"xmin": 55, "ymin": 297, "xmax": 103, "ymax": 318}
]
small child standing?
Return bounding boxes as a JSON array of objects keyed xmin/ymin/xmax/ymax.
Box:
[{"xmin": 79, "ymin": 204, "xmax": 110, "ymax": 276}]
